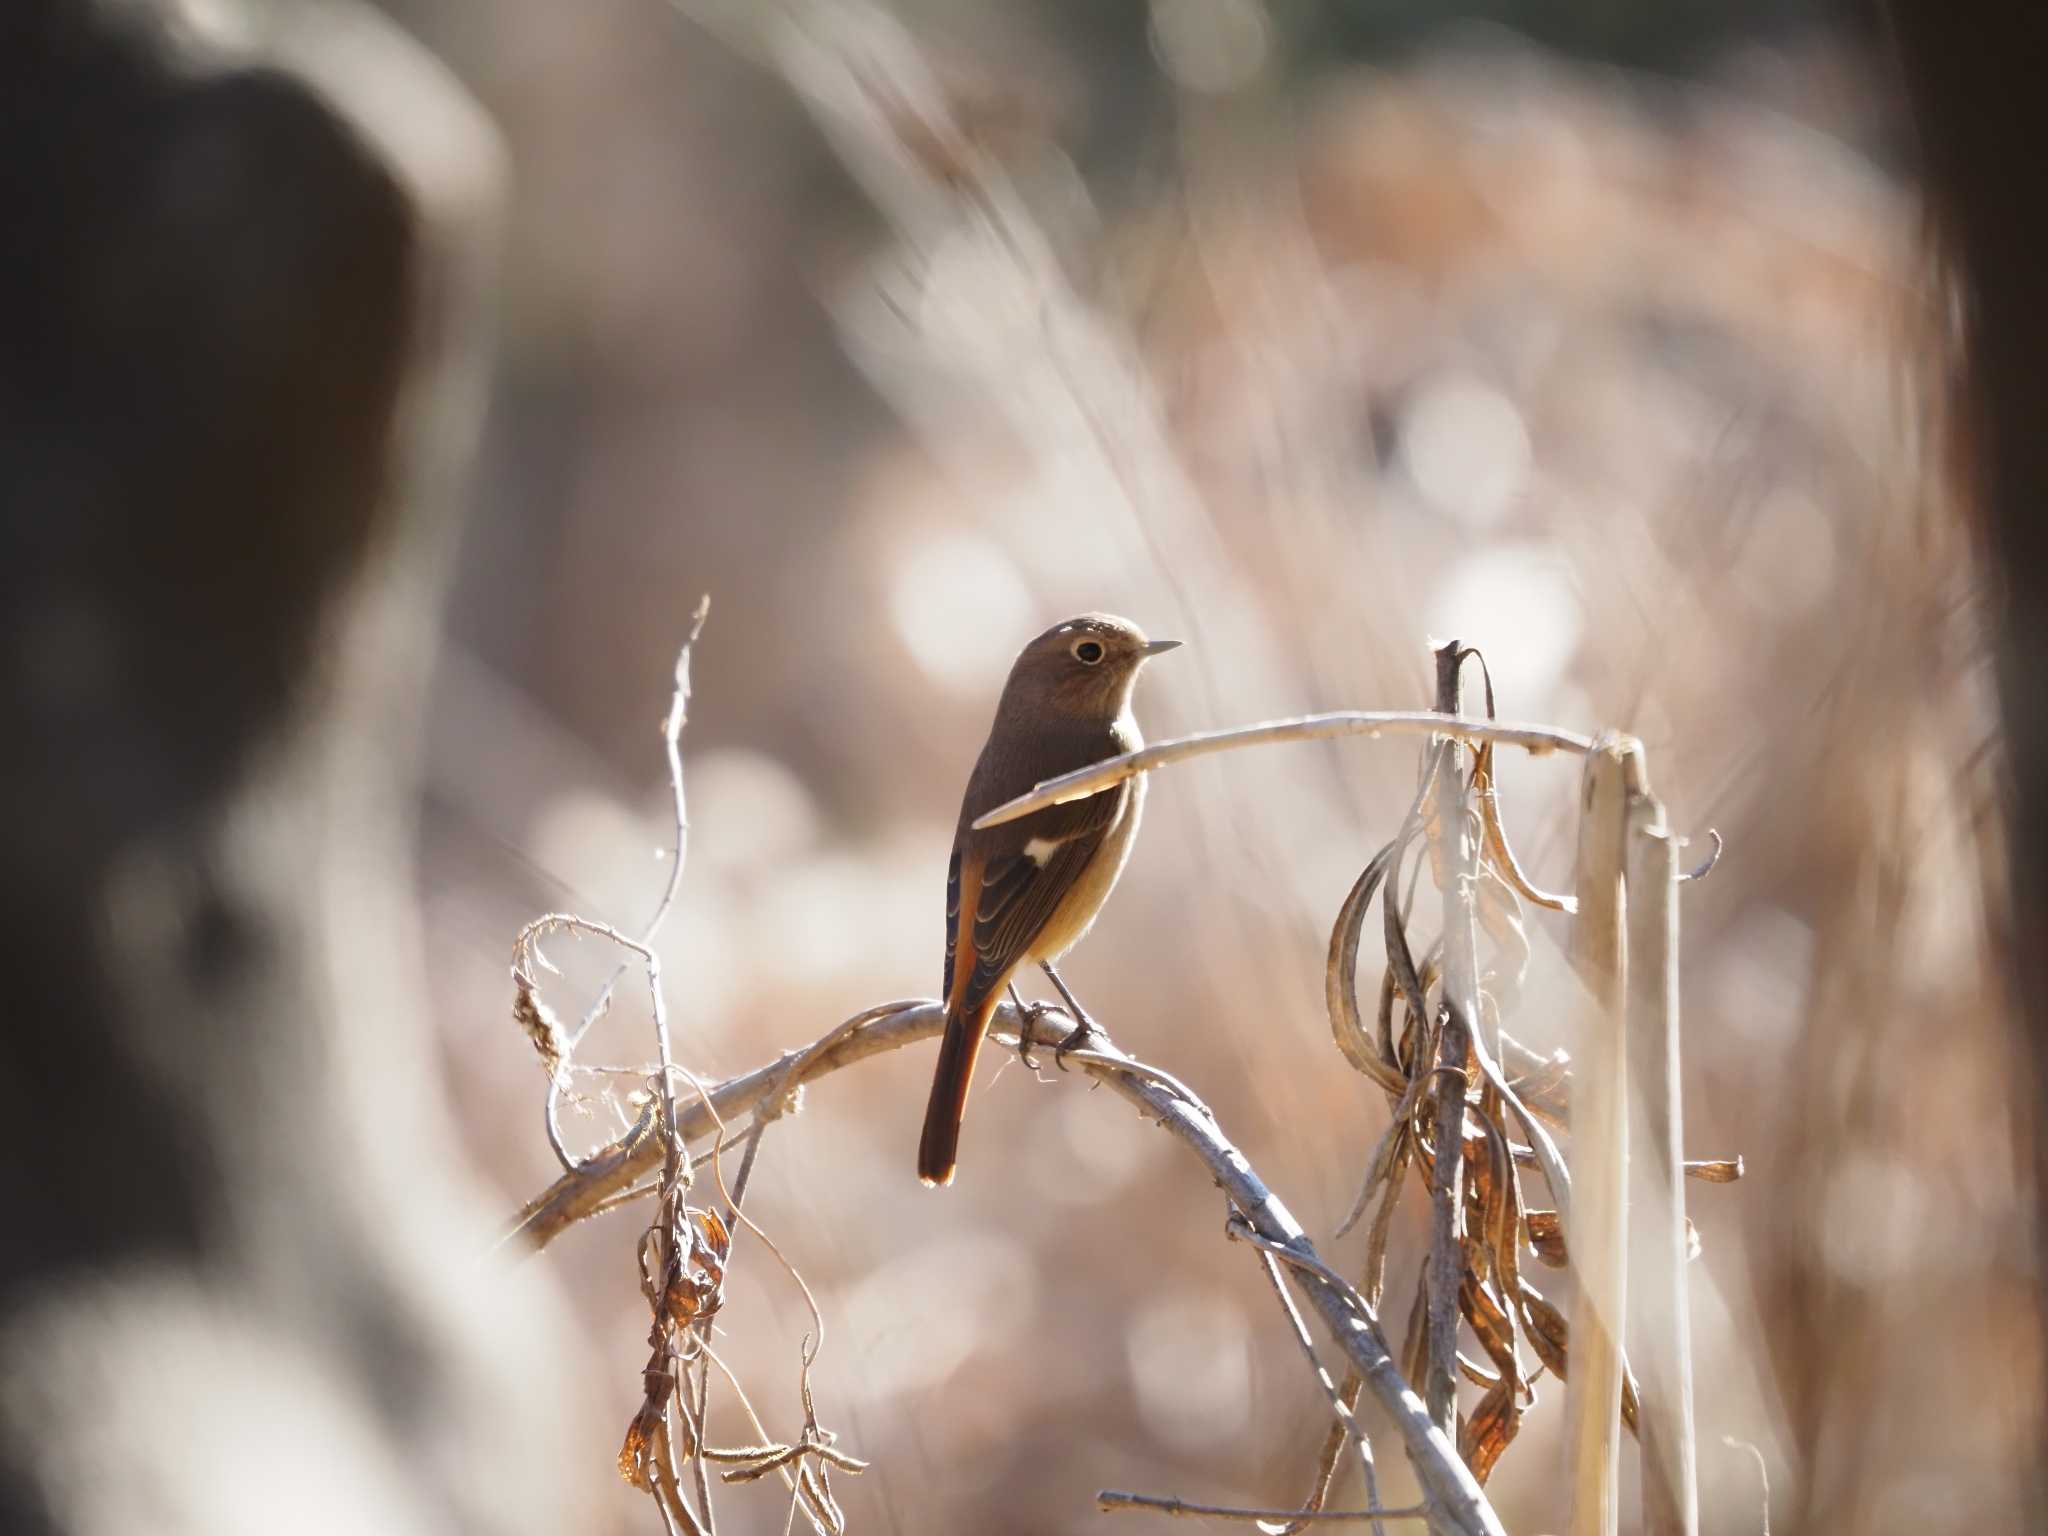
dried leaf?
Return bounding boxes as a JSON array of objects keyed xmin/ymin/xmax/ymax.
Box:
[
  {"xmin": 1685, "ymin": 1157, "xmax": 1744, "ymax": 1183},
  {"xmin": 798, "ymin": 1457, "xmax": 846, "ymax": 1536},
  {"xmin": 690, "ymin": 1209, "xmax": 729, "ymax": 1292},
  {"xmin": 1461, "ymin": 1274, "xmax": 1519, "ymax": 1378},
  {"xmin": 1375, "ymin": 968, "xmax": 1401, "ymax": 1080},
  {"xmin": 1362, "ymin": 1127, "xmax": 1415, "ymax": 1308},
  {"xmin": 665, "ymin": 1277, "xmax": 712, "ymax": 1327},
  {"xmin": 655, "ymin": 1204, "xmax": 733, "ymax": 1328},
  {"xmin": 811, "ymin": 1443, "xmax": 871, "ymax": 1474},
  {"xmin": 1501, "ymin": 1038, "xmax": 1572, "ymax": 1125},
  {"xmin": 1460, "ymin": 1115, "xmax": 1508, "ymax": 1291},
  {"xmin": 1526, "ymin": 1210, "xmax": 1568, "ymax": 1268},
  {"xmin": 619, "ymin": 1402, "xmax": 663, "ymax": 1491},
  {"xmin": 1409, "ymin": 949, "xmax": 1443, "ymax": 1069},
  {"xmin": 1521, "ymin": 1281, "xmax": 1570, "ymax": 1381},
  {"xmin": 1384, "ymin": 834, "xmax": 1428, "ymax": 1038},
  {"xmin": 1459, "ymin": 1380, "xmax": 1519, "ymax": 1484},
  {"xmin": 720, "ymin": 1444, "xmax": 802, "ymax": 1484},
  {"xmin": 705, "ymin": 1442, "xmax": 789, "ymax": 1463},
  {"xmin": 1488, "ymin": 1113, "xmax": 1526, "ymax": 1323},
  {"xmin": 1474, "ymin": 860, "xmax": 1531, "ymax": 1018},
  {"xmin": 1475, "ymin": 733, "xmax": 1575, "ymax": 921},
  {"xmin": 1457, "ymin": 1354, "xmax": 1502, "ymax": 1393},
  {"xmin": 1402, "ymin": 1254, "xmax": 1431, "ymax": 1391},
  {"xmin": 513, "ymin": 971, "xmax": 569, "ymax": 1086},
  {"xmin": 664, "ymin": 1282, "xmax": 700, "ymax": 1325},
  {"xmin": 1338, "ymin": 1065, "xmax": 1427, "ymax": 1242},
  {"xmin": 1327, "ymin": 842, "xmax": 1406, "ymax": 1093}
]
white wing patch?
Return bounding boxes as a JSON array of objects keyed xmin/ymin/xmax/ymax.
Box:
[{"xmin": 1023, "ymin": 836, "xmax": 1060, "ymax": 865}]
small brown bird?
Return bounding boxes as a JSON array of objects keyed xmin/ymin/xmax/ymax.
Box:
[{"xmin": 917, "ymin": 614, "xmax": 1179, "ymax": 1186}]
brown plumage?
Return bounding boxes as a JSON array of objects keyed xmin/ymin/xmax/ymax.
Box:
[{"xmin": 917, "ymin": 614, "xmax": 1179, "ymax": 1186}]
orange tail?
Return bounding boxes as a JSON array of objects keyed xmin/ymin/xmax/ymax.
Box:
[{"xmin": 918, "ymin": 991, "xmax": 997, "ymax": 1186}]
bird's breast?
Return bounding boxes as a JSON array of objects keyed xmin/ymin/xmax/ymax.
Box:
[
  {"xmin": 1028, "ymin": 767, "xmax": 1146, "ymax": 963},
  {"xmin": 1111, "ymin": 708, "xmax": 1141, "ymax": 756}
]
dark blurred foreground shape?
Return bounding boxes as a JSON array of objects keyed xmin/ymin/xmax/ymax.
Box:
[
  {"xmin": 1885, "ymin": 0, "xmax": 2048, "ymax": 1505},
  {"xmin": 0, "ymin": 2, "xmax": 605, "ymax": 1530}
]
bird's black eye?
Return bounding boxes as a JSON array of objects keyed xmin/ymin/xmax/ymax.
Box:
[{"xmin": 1073, "ymin": 639, "xmax": 1105, "ymax": 664}]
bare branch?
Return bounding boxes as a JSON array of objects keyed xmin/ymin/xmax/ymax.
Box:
[
  {"xmin": 1055, "ymin": 1030, "xmax": 1506, "ymax": 1536},
  {"xmin": 971, "ymin": 712, "xmax": 1595, "ymax": 830},
  {"xmin": 1098, "ymin": 1491, "xmax": 1430, "ymax": 1523},
  {"xmin": 508, "ymin": 1000, "xmax": 938, "ymax": 1251}
]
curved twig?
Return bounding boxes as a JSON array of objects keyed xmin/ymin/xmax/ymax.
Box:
[
  {"xmin": 971, "ymin": 713, "xmax": 1595, "ymax": 830},
  {"xmin": 508, "ymin": 1000, "xmax": 940, "ymax": 1251},
  {"xmin": 1679, "ymin": 828, "xmax": 1724, "ymax": 883},
  {"xmin": 1098, "ymin": 1491, "xmax": 1429, "ymax": 1523}
]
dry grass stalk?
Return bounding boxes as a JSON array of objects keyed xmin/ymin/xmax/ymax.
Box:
[
  {"xmin": 1564, "ymin": 737, "xmax": 1637, "ymax": 1536},
  {"xmin": 1626, "ymin": 796, "xmax": 1699, "ymax": 1535},
  {"xmin": 1426, "ymin": 643, "xmax": 1485, "ymax": 1440}
]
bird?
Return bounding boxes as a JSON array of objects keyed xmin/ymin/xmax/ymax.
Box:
[{"xmin": 917, "ymin": 613, "xmax": 1180, "ymax": 1186}]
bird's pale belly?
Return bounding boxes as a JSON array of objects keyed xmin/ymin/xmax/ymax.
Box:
[{"xmin": 1028, "ymin": 771, "xmax": 1146, "ymax": 962}]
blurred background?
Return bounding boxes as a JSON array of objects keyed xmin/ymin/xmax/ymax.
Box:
[{"xmin": 202, "ymin": 0, "xmax": 2027, "ymax": 1530}]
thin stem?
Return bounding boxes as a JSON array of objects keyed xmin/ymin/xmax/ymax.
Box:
[
  {"xmin": 1627, "ymin": 799, "xmax": 1698, "ymax": 1536},
  {"xmin": 1564, "ymin": 736, "xmax": 1637, "ymax": 1536},
  {"xmin": 547, "ymin": 597, "xmax": 710, "ymax": 1172},
  {"xmin": 1098, "ymin": 1491, "xmax": 1430, "ymax": 1523},
  {"xmin": 971, "ymin": 712, "xmax": 1594, "ymax": 831},
  {"xmin": 690, "ymin": 1351, "xmax": 716, "ymax": 1534},
  {"xmin": 1247, "ymin": 1242, "xmax": 1386, "ymax": 1536},
  {"xmin": 1426, "ymin": 645, "xmax": 1483, "ymax": 1440}
]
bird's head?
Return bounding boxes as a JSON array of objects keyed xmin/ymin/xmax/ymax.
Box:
[{"xmin": 1004, "ymin": 613, "xmax": 1180, "ymax": 721}]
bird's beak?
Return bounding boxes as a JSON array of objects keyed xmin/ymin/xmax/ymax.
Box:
[{"xmin": 1140, "ymin": 639, "xmax": 1183, "ymax": 657}]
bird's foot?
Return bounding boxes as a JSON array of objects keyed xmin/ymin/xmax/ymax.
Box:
[
  {"xmin": 1053, "ymin": 1014, "xmax": 1107, "ymax": 1071},
  {"xmin": 1014, "ymin": 999, "xmax": 1063, "ymax": 1073}
]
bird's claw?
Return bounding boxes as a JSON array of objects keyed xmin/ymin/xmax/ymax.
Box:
[
  {"xmin": 1014, "ymin": 1000, "xmax": 1061, "ymax": 1072},
  {"xmin": 1053, "ymin": 1016, "xmax": 1105, "ymax": 1071}
]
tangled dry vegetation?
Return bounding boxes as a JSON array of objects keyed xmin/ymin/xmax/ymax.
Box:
[{"xmin": 501, "ymin": 610, "xmax": 1741, "ymax": 1536}]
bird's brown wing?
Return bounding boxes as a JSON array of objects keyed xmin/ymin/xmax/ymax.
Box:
[
  {"xmin": 948, "ymin": 781, "xmax": 1129, "ymax": 1014},
  {"xmin": 942, "ymin": 845, "xmax": 965, "ymax": 1008},
  {"xmin": 923, "ymin": 783, "xmax": 1129, "ymax": 1186}
]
